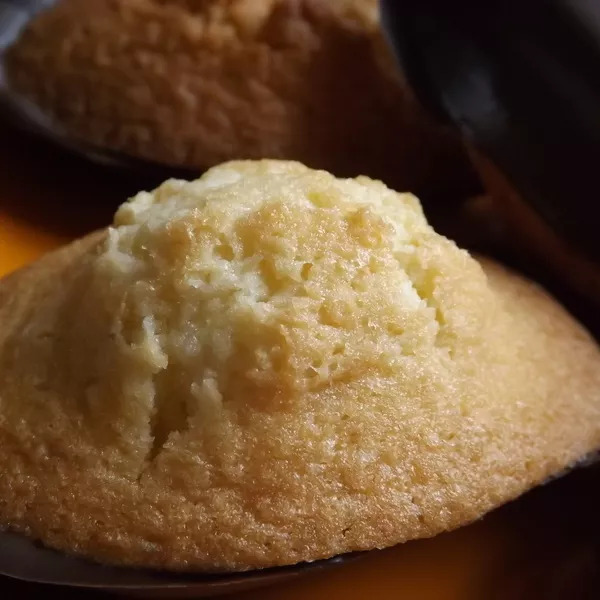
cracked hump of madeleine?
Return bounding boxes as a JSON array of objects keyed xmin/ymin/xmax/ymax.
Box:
[{"xmin": 1, "ymin": 160, "xmax": 600, "ymax": 572}]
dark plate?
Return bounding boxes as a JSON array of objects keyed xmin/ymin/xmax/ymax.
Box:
[{"xmin": 0, "ymin": 529, "xmax": 363, "ymax": 598}]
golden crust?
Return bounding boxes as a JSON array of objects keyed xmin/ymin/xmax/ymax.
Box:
[
  {"xmin": 1, "ymin": 160, "xmax": 600, "ymax": 572},
  {"xmin": 4, "ymin": 0, "xmax": 477, "ymax": 197}
]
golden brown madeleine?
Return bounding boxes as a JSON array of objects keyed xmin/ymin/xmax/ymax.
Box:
[
  {"xmin": 4, "ymin": 0, "xmax": 477, "ymax": 198},
  {"xmin": 1, "ymin": 160, "xmax": 599, "ymax": 571}
]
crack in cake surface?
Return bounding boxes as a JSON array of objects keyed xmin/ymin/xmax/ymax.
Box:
[{"xmin": 96, "ymin": 161, "xmax": 461, "ymax": 463}]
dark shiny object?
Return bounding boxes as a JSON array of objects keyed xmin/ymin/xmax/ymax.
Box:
[
  {"xmin": 380, "ymin": 0, "xmax": 600, "ymax": 263},
  {"xmin": 0, "ymin": 530, "xmax": 361, "ymax": 598}
]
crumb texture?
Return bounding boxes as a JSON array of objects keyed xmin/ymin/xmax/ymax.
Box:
[
  {"xmin": 4, "ymin": 0, "xmax": 477, "ymax": 197},
  {"xmin": 1, "ymin": 160, "xmax": 600, "ymax": 572}
]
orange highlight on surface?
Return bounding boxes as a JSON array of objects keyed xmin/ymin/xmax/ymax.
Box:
[{"xmin": 0, "ymin": 212, "xmax": 66, "ymax": 276}]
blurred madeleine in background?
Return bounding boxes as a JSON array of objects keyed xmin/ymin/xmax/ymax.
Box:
[{"xmin": 3, "ymin": 0, "xmax": 479, "ymax": 200}]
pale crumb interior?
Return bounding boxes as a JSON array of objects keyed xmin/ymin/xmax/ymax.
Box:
[{"xmin": 101, "ymin": 160, "xmax": 452, "ymax": 458}]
